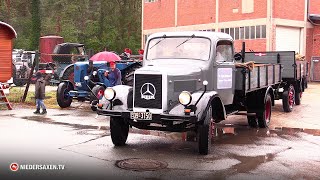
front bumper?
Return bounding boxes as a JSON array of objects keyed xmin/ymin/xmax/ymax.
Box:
[{"xmin": 96, "ymin": 109, "xmax": 198, "ymax": 123}]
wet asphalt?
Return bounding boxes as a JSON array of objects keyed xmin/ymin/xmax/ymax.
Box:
[{"xmin": 0, "ymin": 83, "xmax": 320, "ymax": 179}]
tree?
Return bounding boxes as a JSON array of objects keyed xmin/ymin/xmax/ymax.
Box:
[{"xmin": 30, "ymin": 0, "xmax": 41, "ymax": 50}]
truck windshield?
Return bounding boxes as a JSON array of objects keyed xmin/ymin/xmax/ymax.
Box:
[{"xmin": 147, "ymin": 37, "xmax": 211, "ymax": 60}]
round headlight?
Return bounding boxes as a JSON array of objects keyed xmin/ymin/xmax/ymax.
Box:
[
  {"xmin": 179, "ymin": 91, "xmax": 192, "ymax": 106},
  {"xmin": 104, "ymin": 88, "xmax": 116, "ymax": 101},
  {"xmin": 84, "ymin": 76, "xmax": 89, "ymax": 81},
  {"xmin": 92, "ymin": 71, "xmax": 97, "ymax": 76}
]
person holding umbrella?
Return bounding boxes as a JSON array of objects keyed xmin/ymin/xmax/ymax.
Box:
[{"xmin": 104, "ymin": 60, "xmax": 122, "ymax": 87}]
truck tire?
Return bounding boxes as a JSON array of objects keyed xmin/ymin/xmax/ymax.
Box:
[
  {"xmin": 257, "ymin": 94, "xmax": 272, "ymax": 128},
  {"xmin": 61, "ymin": 65, "xmax": 74, "ymax": 85},
  {"xmin": 282, "ymin": 85, "xmax": 295, "ymax": 112},
  {"xmin": 197, "ymin": 105, "xmax": 213, "ymax": 155},
  {"xmin": 123, "ymin": 64, "xmax": 142, "ymax": 86},
  {"xmin": 295, "ymin": 83, "xmax": 302, "ymax": 105},
  {"xmin": 57, "ymin": 82, "xmax": 73, "ymax": 108},
  {"xmin": 13, "ymin": 78, "xmax": 27, "ymax": 86},
  {"xmin": 110, "ymin": 117, "xmax": 129, "ymax": 146},
  {"xmin": 247, "ymin": 115, "xmax": 258, "ymax": 128},
  {"xmin": 91, "ymin": 85, "xmax": 105, "ymax": 102}
]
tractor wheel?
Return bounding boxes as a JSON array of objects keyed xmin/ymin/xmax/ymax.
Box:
[
  {"xmin": 295, "ymin": 83, "xmax": 302, "ymax": 105},
  {"xmin": 91, "ymin": 85, "xmax": 105, "ymax": 102},
  {"xmin": 12, "ymin": 66, "xmax": 27, "ymax": 86},
  {"xmin": 257, "ymin": 93, "xmax": 272, "ymax": 128},
  {"xmin": 247, "ymin": 115, "xmax": 258, "ymax": 128},
  {"xmin": 110, "ymin": 117, "xmax": 129, "ymax": 146},
  {"xmin": 197, "ymin": 105, "xmax": 213, "ymax": 155},
  {"xmin": 61, "ymin": 65, "xmax": 75, "ymax": 85},
  {"xmin": 282, "ymin": 85, "xmax": 295, "ymax": 112},
  {"xmin": 57, "ymin": 82, "xmax": 73, "ymax": 108},
  {"xmin": 123, "ymin": 64, "xmax": 142, "ymax": 86}
]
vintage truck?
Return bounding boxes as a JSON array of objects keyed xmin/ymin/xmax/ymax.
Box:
[
  {"xmin": 94, "ymin": 31, "xmax": 282, "ymax": 155},
  {"xmin": 244, "ymin": 51, "xmax": 308, "ymax": 112}
]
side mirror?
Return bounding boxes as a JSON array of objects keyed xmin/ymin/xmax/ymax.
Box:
[{"xmin": 234, "ymin": 53, "xmax": 243, "ymax": 61}]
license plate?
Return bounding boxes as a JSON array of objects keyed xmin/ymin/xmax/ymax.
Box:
[{"xmin": 130, "ymin": 112, "xmax": 152, "ymax": 120}]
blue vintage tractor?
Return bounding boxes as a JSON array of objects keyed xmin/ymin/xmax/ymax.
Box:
[{"xmin": 56, "ymin": 59, "xmax": 141, "ymax": 109}]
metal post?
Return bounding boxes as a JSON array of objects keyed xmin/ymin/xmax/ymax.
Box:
[{"xmin": 22, "ymin": 51, "xmax": 39, "ymax": 102}]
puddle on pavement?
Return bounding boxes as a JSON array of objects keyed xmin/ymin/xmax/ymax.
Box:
[{"xmin": 51, "ymin": 114, "xmax": 69, "ymax": 116}]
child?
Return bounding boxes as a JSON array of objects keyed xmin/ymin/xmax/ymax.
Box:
[{"xmin": 34, "ymin": 71, "xmax": 47, "ymax": 114}]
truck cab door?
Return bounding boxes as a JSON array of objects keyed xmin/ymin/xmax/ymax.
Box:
[{"xmin": 213, "ymin": 40, "xmax": 235, "ymax": 105}]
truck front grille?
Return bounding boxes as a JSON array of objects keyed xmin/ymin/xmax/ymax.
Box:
[{"xmin": 134, "ymin": 74, "xmax": 162, "ymax": 109}]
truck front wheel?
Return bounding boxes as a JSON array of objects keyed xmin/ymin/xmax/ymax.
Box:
[
  {"xmin": 257, "ymin": 94, "xmax": 272, "ymax": 128},
  {"xmin": 282, "ymin": 85, "xmax": 295, "ymax": 112},
  {"xmin": 57, "ymin": 82, "xmax": 73, "ymax": 108},
  {"xmin": 110, "ymin": 117, "xmax": 129, "ymax": 146},
  {"xmin": 197, "ymin": 105, "xmax": 213, "ymax": 155}
]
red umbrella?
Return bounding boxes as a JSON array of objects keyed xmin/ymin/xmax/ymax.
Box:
[{"xmin": 89, "ymin": 51, "xmax": 121, "ymax": 62}]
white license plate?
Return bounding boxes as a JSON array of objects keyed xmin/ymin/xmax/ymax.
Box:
[{"xmin": 130, "ymin": 112, "xmax": 152, "ymax": 120}]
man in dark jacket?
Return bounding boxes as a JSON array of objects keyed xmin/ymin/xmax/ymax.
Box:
[{"xmin": 34, "ymin": 71, "xmax": 47, "ymax": 114}]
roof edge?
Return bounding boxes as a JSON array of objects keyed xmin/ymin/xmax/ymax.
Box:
[{"xmin": 0, "ymin": 21, "xmax": 17, "ymax": 38}]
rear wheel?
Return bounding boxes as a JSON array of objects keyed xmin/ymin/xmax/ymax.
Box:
[
  {"xmin": 197, "ymin": 105, "xmax": 213, "ymax": 155},
  {"xmin": 295, "ymin": 83, "xmax": 302, "ymax": 105},
  {"xmin": 91, "ymin": 85, "xmax": 105, "ymax": 102},
  {"xmin": 257, "ymin": 94, "xmax": 272, "ymax": 128},
  {"xmin": 110, "ymin": 117, "xmax": 129, "ymax": 146},
  {"xmin": 282, "ymin": 85, "xmax": 295, "ymax": 112},
  {"xmin": 123, "ymin": 64, "xmax": 142, "ymax": 86},
  {"xmin": 247, "ymin": 115, "xmax": 258, "ymax": 128},
  {"xmin": 57, "ymin": 82, "xmax": 73, "ymax": 108}
]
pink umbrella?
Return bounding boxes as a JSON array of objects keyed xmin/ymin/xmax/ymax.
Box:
[{"xmin": 89, "ymin": 51, "xmax": 121, "ymax": 62}]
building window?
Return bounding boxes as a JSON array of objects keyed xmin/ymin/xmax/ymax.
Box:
[
  {"xmin": 220, "ymin": 29, "xmax": 225, "ymax": 33},
  {"xmin": 235, "ymin": 27, "xmax": 239, "ymax": 40},
  {"xmin": 230, "ymin": 28, "xmax": 235, "ymax": 39},
  {"xmin": 261, "ymin": 25, "xmax": 266, "ymax": 38},
  {"xmin": 256, "ymin": 26, "xmax": 261, "ymax": 38},
  {"xmin": 145, "ymin": 0, "xmax": 158, "ymax": 2},
  {"xmin": 250, "ymin": 26, "xmax": 255, "ymax": 39},
  {"xmin": 242, "ymin": 0, "xmax": 254, "ymax": 14},
  {"xmin": 240, "ymin": 27, "xmax": 245, "ymax": 40},
  {"xmin": 245, "ymin": 26, "xmax": 250, "ymax": 39}
]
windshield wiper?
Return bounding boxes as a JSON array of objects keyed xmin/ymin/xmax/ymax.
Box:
[
  {"xmin": 176, "ymin": 34, "xmax": 195, "ymax": 48},
  {"xmin": 149, "ymin": 34, "xmax": 166, "ymax": 49}
]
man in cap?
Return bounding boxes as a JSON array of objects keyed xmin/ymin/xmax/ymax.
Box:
[
  {"xmin": 34, "ymin": 71, "xmax": 47, "ymax": 114},
  {"xmin": 104, "ymin": 61, "xmax": 122, "ymax": 87}
]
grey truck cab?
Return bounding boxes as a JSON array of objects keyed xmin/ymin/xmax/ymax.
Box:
[{"xmin": 96, "ymin": 31, "xmax": 280, "ymax": 155}]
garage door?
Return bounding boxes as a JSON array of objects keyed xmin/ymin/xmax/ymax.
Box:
[{"xmin": 276, "ymin": 26, "xmax": 301, "ymax": 53}]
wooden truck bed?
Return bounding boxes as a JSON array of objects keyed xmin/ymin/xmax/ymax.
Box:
[
  {"xmin": 244, "ymin": 51, "xmax": 307, "ymax": 80},
  {"xmin": 235, "ymin": 63, "xmax": 282, "ymax": 93}
]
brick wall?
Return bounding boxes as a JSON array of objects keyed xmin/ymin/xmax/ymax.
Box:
[
  {"xmin": 309, "ymin": 0, "xmax": 320, "ymax": 14},
  {"xmin": 177, "ymin": 0, "xmax": 215, "ymax": 26},
  {"xmin": 219, "ymin": 0, "xmax": 267, "ymax": 22},
  {"xmin": 234, "ymin": 39, "xmax": 267, "ymax": 52},
  {"xmin": 143, "ymin": 0, "xmax": 175, "ymax": 30},
  {"xmin": 273, "ymin": 0, "xmax": 305, "ymax": 21}
]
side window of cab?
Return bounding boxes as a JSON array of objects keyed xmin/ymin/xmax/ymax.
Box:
[{"xmin": 216, "ymin": 40, "xmax": 233, "ymax": 62}]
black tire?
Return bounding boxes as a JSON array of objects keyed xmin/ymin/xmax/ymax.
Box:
[
  {"xmin": 110, "ymin": 117, "xmax": 129, "ymax": 146},
  {"xmin": 197, "ymin": 105, "xmax": 213, "ymax": 155},
  {"xmin": 61, "ymin": 65, "xmax": 75, "ymax": 85},
  {"xmin": 257, "ymin": 94, "xmax": 272, "ymax": 128},
  {"xmin": 282, "ymin": 85, "xmax": 295, "ymax": 112},
  {"xmin": 13, "ymin": 78, "xmax": 27, "ymax": 86},
  {"xmin": 295, "ymin": 84, "xmax": 302, "ymax": 105},
  {"xmin": 57, "ymin": 82, "xmax": 73, "ymax": 108},
  {"xmin": 123, "ymin": 64, "xmax": 142, "ymax": 86},
  {"xmin": 247, "ymin": 115, "xmax": 258, "ymax": 128},
  {"xmin": 305, "ymin": 78, "xmax": 308, "ymax": 89}
]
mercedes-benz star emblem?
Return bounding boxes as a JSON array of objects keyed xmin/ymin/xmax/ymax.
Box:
[{"xmin": 140, "ymin": 83, "xmax": 156, "ymax": 100}]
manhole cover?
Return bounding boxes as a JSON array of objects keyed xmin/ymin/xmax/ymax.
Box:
[{"xmin": 116, "ymin": 158, "xmax": 168, "ymax": 171}]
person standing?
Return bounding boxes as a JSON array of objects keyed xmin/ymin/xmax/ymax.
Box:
[
  {"xmin": 34, "ymin": 71, "xmax": 47, "ymax": 114},
  {"xmin": 104, "ymin": 61, "xmax": 122, "ymax": 87}
]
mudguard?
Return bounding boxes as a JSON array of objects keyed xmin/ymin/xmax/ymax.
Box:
[
  {"xmin": 169, "ymin": 91, "xmax": 226, "ymax": 122},
  {"xmin": 99, "ymin": 85, "xmax": 132, "ymax": 111},
  {"xmin": 59, "ymin": 64, "xmax": 74, "ymax": 79}
]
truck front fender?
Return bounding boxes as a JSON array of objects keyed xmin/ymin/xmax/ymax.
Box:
[
  {"xmin": 99, "ymin": 85, "xmax": 132, "ymax": 111},
  {"xmin": 169, "ymin": 91, "xmax": 226, "ymax": 123}
]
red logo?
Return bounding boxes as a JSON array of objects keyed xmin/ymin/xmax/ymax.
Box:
[{"xmin": 10, "ymin": 163, "xmax": 19, "ymax": 171}]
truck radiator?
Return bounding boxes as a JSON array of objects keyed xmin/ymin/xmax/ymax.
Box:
[{"xmin": 134, "ymin": 74, "xmax": 162, "ymax": 109}]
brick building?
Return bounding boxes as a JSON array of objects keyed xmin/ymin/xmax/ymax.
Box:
[{"xmin": 142, "ymin": 0, "xmax": 320, "ymax": 81}]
